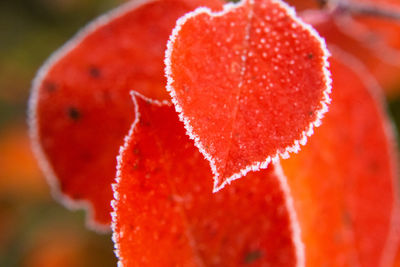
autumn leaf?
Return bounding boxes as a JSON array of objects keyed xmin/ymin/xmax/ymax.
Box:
[
  {"xmin": 111, "ymin": 47, "xmax": 400, "ymax": 267},
  {"xmin": 28, "ymin": 0, "xmax": 400, "ymax": 265},
  {"xmin": 112, "ymin": 50, "xmax": 400, "ymax": 266},
  {"xmin": 280, "ymin": 47, "xmax": 400, "ymax": 266},
  {"xmin": 28, "ymin": 0, "xmax": 223, "ymax": 229},
  {"xmin": 112, "ymin": 93, "xmax": 302, "ymax": 267},
  {"xmin": 165, "ymin": 0, "xmax": 332, "ymax": 192}
]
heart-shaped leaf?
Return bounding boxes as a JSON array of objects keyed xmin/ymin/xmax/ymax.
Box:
[
  {"xmin": 165, "ymin": 0, "xmax": 332, "ymax": 191},
  {"xmin": 281, "ymin": 48, "xmax": 400, "ymax": 266},
  {"xmin": 28, "ymin": 0, "xmax": 223, "ymax": 229},
  {"xmin": 112, "ymin": 93, "xmax": 303, "ymax": 266}
]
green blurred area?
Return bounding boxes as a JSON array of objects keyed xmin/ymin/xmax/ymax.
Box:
[{"xmin": 1, "ymin": 0, "xmax": 400, "ymax": 266}]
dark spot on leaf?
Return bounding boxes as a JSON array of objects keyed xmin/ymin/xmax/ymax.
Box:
[
  {"xmin": 44, "ymin": 81, "xmax": 57, "ymax": 92},
  {"xmin": 244, "ymin": 250, "xmax": 263, "ymax": 264},
  {"xmin": 307, "ymin": 53, "xmax": 314, "ymax": 59},
  {"xmin": 132, "ymin": 163, "xmax": 139, "ymax": 170},
  {"xmin": 342, "ymin": 210, "xmax": 352, "ymax": 226},
  {"xmin": 133, "ymin": 147, "xmax": 140, "ymax": 155},
  {"xmin": 89, "ymin": 66, "xmax": 101, "ymax": 78},
  {"xmin": 204, "ymin": 221, "xmax": 217, "ymax": 237},
  {"xmin": 309, "ymin": 111, "xmax": 314, "ymax": 116},
  {"xmin": 139, "ymin": 120, "xmax": 151, "ymax": 127},
  {"xmin": 67, "ymin": 107, "xmax": 81, "ymax": 121}
]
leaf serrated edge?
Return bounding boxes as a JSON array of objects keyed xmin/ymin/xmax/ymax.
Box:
[
  {"xmin": 165, "ymin": 0, "xmax": 332, "ymax": 193},
  {"xmin": 27, "ymin": 0, "xmax": 157, "ymax": 232},
  {"xmin": 111, "ymin": 91, "xmax": 170, "ymax": 267}
]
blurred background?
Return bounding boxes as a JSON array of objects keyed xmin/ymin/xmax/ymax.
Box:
[
  {"xmin": 0, "ymin": 0, "xmax": 125, "ymax": 266},
  {"xmin": 0, "ymin": 0, "xmax": 400, "ymax": 266}
]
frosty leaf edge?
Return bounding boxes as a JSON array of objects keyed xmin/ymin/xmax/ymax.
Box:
[
  {"xmin": 110, "ymin": 91, "xmax": 305, "ymax": 267},
  {"xmin": 165, "ymin": 0, "xmax": 332, "ymax": 192},
  {"xmin": 27, "ymin": 0, "xmax": 157, "ymax": 232},
  {"xmin": 110, "ymin": 91, "xmax": 171, "ymax": 266}
]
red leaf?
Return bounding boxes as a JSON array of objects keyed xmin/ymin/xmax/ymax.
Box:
[
  {"xmin": 165, "ymin": 0, "xmax": 331, "ymax": 192},
  {"xmin": 112, "ymin": 94, "xmax": 302, "ymax": 266},
  {"xmin": 280, "ymin": 48, "xmax": 400, "ymax": 266},
  {"xmin": 28, "ymin": 0, "xmax": 223, "ymax": 230},
  {"xmin": 112, "ymin": 50, "xmax": 400, "ymax": 265}
]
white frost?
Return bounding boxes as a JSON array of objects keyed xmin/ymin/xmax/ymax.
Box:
[{"xmin": 110, "ymin": 91, "xmax": 170, "ymax": 267}]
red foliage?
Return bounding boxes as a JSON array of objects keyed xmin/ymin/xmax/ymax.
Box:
[
  {"xmin": 281, "ymin": 49, "xmax": 399, "ymax": 267},
  {"xmin": 166, "ymin": 0, "xmax": 331, "ymax": 191},
  {"xmin": 29, "ymin": 0, "xmax": 400, "ymax": 265},
  {"xmin": 29, "ymin": 0, "xmax": 223, "ymax": 228},
  {"xmin": 113, "ymin": 95, "xmax": 299, "ymax": 266}
]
